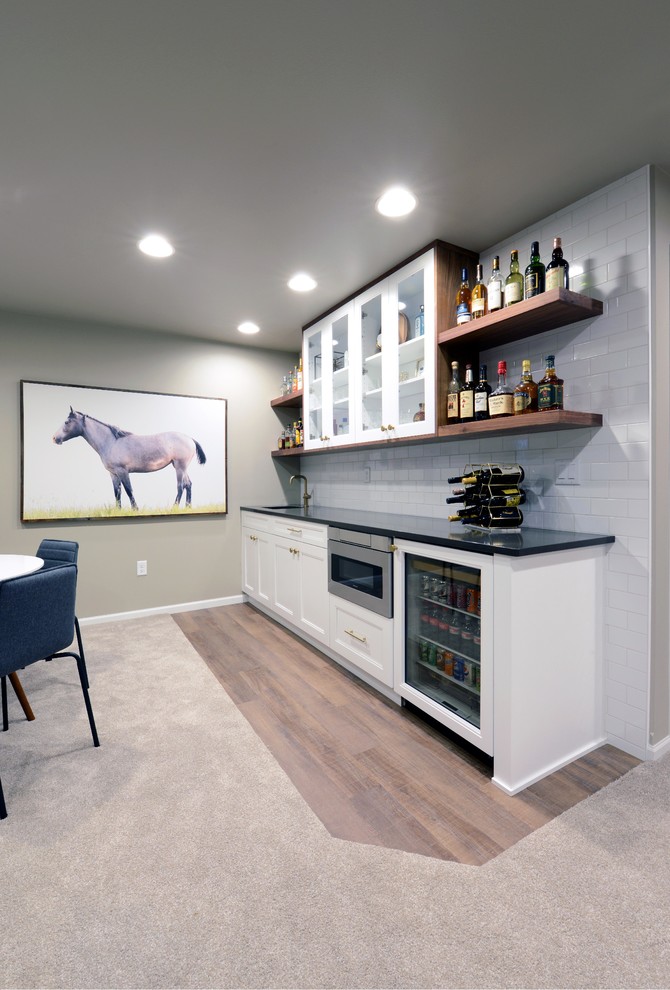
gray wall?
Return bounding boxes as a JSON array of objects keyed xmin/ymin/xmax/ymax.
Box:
[{"xmin": 1, "ymin": 310, "xmax": 296, "ymax": 618}]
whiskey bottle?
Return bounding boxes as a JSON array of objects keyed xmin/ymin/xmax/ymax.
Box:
[
  {"xmin": 455, "ymin": 268, "xmax": 472, "ymax": 325},
  {"xmin": 488, "ymin": 256, "xmax": 504, "ymax": 312},
  {"xmin": 538, "ymin": 355, "xmax": 564, "ymax": 410},
  {"xmin": 413, "ymin": 402, "xmax": 426, "ymax": 422},
  {"xmin": 488, "ymin": 361, "xmax": 514, "ymax": 418},
  {"xmin": 474, "ymin": 364, "xmax": 492, "ymax": 420},
  {"xmin": 545, "ymin": 236, "xmax": 570, "ymax": 290},
  {"xmin": 504, "ymin": 250, "xmax": 523, "ymax": 307},
  {"xmin": 446, "ymin": 361, "xmax": 462, "ymax": 423},
  {"xmin": 513, "ymin": 359, "xmax": 538, "ymax": 414},
  {"xmin": 471, "ymin": 264, "xmax": 487, "ymax": 319},
  {"xmin": 524, "ymin": 241, "xmax": 546, "ymax": 299},
  {"xmin": 459, "ymin": 364, "xmax": 475, "ymax": 423}
]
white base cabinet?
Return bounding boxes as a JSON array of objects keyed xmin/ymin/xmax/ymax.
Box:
[{"xmin": 393, "ymin": 539, "xmax": 608, "ymax": 794}]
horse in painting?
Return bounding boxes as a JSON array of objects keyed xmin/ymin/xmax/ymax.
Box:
[{"xmin": 52, "ymin": 407, "xmax": 207, "ymax": 510}]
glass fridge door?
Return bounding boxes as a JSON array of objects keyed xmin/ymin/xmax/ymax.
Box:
[{"xmin": 404, "ymin": 553, "xmax": 482, "ymax": 730}]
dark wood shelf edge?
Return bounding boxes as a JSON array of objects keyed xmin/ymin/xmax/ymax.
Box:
[
  {"xmin": 271, "ymin": 390, "xmax": 303, "ymax": 409},
  {"xmin": 271, "ymin": 410, "xmax": 602, "ymax": 456},
  {"xmin": 437, "ymin": 288, "xmax": 604, "ymax": 349},
  {"xmin": 437, "ymin": 410, "xmax": 603, "ymax": 439}
]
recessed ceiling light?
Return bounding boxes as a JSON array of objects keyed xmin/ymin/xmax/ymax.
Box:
[
  {"xmin": 138, "ymin": 233, "xmax": 175, "ymax": 258},
  {"xmin": 288, "ymin": 272, "xmax": 317, "ymax": 292},
  {"xmin": 375, "ymin": 186, "xmax": 417, "ymax": 218},
  {"xmin": 238, "ymin": 321, "xmax": 260, "ymax": 335}
]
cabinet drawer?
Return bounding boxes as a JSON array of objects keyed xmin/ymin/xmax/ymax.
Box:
[
  {"xmin": 241, "ymin": 511, "xmax": 275, "ymax": 534},
  {"xmin": 273, "ymin": 519, "xmax": 327, "ymax": 548},
  {"xmin": 329, "ymin": 596, "xmax": 394, "ymax": 687}
]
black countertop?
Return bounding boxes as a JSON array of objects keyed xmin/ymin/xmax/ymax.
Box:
[{"xmin": 241, "ymin": 505, "xmax": 614, "ymax": 557}]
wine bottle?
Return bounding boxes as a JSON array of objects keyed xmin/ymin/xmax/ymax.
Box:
[
  {"xmin": 488, "ymin": 360, "xmax": 514, "ymax": 418},
  {"xmin": 459, "ymin": 363, "xmax": 475, "ymax": 423},
  {"xmin": 446, "ymin": 361, "xmax": 462, "ymax": 423},
  {"xmin": 513, "ymin": 359, "xmax": 538, "ymax": 414},
  {"xmin": 524, "ymin": 241, "xmax": 546, "ymax": 299},
  {"xmin": 446, "ymin": 466, "xmax": 525, "ymax": 485},
  {"xmin": 488, "ymin": 256, "xmax": 504, "ymax": 312},
  {"xmin": 538, "ymin": 355, "xmax": 564, "ymax": 410},
  {"xmin": 455, "ymin": 268, "xmax": 472, "ymax": 325},
  {"xmin": 545, "ymin": 236, "xmax": 570, "ymax": 290},
  {"xmin": 504, "ymin": 250, "xmax": 523, "ymax": 307},
  {"xmin": 471, "ymin": 264, "xmax": 487, "ymax": 319},
  {"xmin": 477, "ymin": 507, "xmax": 524, "ymax": 528},
  {"xmin": 474, "ymin": 364, "xmax": 492, "ymax": 421}
]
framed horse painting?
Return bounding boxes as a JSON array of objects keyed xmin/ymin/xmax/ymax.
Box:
[{"xmin": 21, "ymin": 380, "xmax": 228, "ymax": 521}]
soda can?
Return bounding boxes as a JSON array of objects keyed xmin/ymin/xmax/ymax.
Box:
[
  {"xmin": 466, "ymin": 587, "xmax": 478, "ymax": 613},
  {"xmin": 443, "ymin": 652, "xmax": 454, "ymax": 676},
  {"xmin": 454, "ymin": 658, "xmax": 465, "ymax": 681},
  {"xmin": 428, "ymin": 643, "xmax": 437, "ymax": 666}
]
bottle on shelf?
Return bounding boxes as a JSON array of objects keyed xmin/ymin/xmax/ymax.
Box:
[
  {"xmin": 446, "ymin": 361, "xmax": 462, "ymax": 424},
  {"xmin": 413, "ymin": 402, "xmax": 426, "ymax": 422},
  {"xmin": 504, "ymin": 250, "xmax": 524, "ymax": 307},
  {"xmin": 446, "ymin": 488, "xmax": 526, "ymax": 508},
  {"xmin": 455, "ymin": 268, "xmax": 472, "ymax": 325},
  {"xmin": 447, "ymin": 466, "xmax": 525, "ymax": 486},
  {"xmin": 488, "ymin": 360, "xmax": 514, "ymax": 418},
  {"xmin": 545, "ymin": 236, "xmax": 570, "ymax": 290},
  {"xmin": 474, "ymin": 364, "xmax": 492, "ymax": 421},
  {"xmin": 513, "ymin": 359, "xmax": 539, "ymax": 414},
  {"xmin": 524, "ymin": 241, "xmax": 546, "ymax": 299},
  {"xmin": 296, "ymin": 357, "xmax": 303, "ymax": 391},
  {"xmin": 414, "ymin": 304, "xmax": 425, "ymax": 338},
  {"xmin": 538, "ymin": 355, "xmax": 564, "ymax": 410},
  {"xmin": 459, "ymin": 364, "xmax": 475, "ymax": 423},
  {"xmin": 488, "ymin": 256, "xmax": 504, "ymax": 312},
  {"xmin": 471, "ymin": 264, "xmax": 487, "ymax": 319}
]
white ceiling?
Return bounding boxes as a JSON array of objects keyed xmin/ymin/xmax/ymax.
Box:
[{"xmin": 1, "ymin": 0, "xmax": 670, "ymax": 353}]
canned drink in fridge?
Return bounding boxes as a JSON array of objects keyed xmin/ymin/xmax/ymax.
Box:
[
  {"xmin": 466, "ymin": 586, "xmax": 478, "ymax": 613},
  {"xmin": 443, "ymin": 651, "xmax": 454, "ymax": 676},
  {"xmin": 454, "ymin": 658, "xmax": 465, "ymax": 681},
  {"xmin": 428, "ymin": 643, "xmax": 437, "ymax": 666}
]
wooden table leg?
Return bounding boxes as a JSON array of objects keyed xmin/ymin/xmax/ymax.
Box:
[{"xmin": 8, "ymin": 672, "xmax": 35, "ymax": 721}]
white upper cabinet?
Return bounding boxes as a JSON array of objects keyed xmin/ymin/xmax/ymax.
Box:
[{"xmin": 304, "ymin": 248, "xmax": 436, "ymax": 450}]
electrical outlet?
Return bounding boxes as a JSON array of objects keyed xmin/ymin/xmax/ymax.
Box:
[
  {"xmin": 363, "ymin": 466, "xmax": 371, "ymax": 483},
  {"xmin": 137, "ymin": 560, "xmax": 147, "ymax": 576}
]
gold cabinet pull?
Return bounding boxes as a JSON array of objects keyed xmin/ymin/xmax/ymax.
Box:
[
  {"xmin": 386, "ymin": 424, "xmax": 395, "ymax": 431},
  {"xmin": 380, "ymin": 425, "xmax": 388, "ymax": 432},
  {"xmin": 249, "ymin": 534, "xmax": 258, "ymax": 541},
  {"xmin": 288, "ymin": 526, "xmax": 302, "ymax": 534},
  {"xmin": 289, "ymin": 546, "xmax": 300, "ymax": 555},
  {"xmin": 389, "ymin": 543, "xmax": 398, "ymax": 551},
  {"xmin": 344, "ymin": 628, "xmax": 367, "ymax": 644}
]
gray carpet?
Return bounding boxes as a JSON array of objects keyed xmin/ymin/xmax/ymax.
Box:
[{"xmin": 1, "ymin": 614, "xmax": 668, "ymax": 990}]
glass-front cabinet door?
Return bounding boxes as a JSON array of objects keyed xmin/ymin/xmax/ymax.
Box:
[
  {"xmin": 393, "ymin": 540, "xmax": 493, "ymax": 756},
  {"xmin": 389, "ymin": 252, "xmax": 435, "ymax": 437},
  {"xmin": 303, "ymin": 302, "xmax": 354, "ymax": 450},
  {"xmin": 356, "ymin": 285, "xmax": 386, "ymax": 442}
]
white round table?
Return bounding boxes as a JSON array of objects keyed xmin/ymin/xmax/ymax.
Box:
[{"xmin": 0, "ymin": 555, "xmax": 44, "ymax": 581}]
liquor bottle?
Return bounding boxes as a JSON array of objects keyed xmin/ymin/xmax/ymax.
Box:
[
  {"xmin": 545, "ymin": 236, "xmax": 570, "ymax": 290},
  {"xmin": 524, "ymin": 241, "xmax": 546, "ymax": 299},
  {"xmin": 413, "ymin": 402, "xmax": 426, "ymax": 422},
  {"xmin": 513, "ymin": 359, "xmax": 539, "ymax": 414},
  {"xmin": 488, "ymin": 360, "xmax": 514, "ymax": 418},
  {"xmin": 474, "ymin": 364, "xmax": 492, "ymax": 421},
  {"xmin": 459, "ymin": 364, "xmax": 475, "ymax": 423},
  {"xmin": 446, "ymin": 361, "xmax": 462, "ymax": 423},
  {"xmin": 504, "ymin": 250, "xmax": 524, "ymax": 307},
  {"xmin": 455, "ymin": 268, "xmax": 472, "ymax": 325},
  {"xmin": 538, "ymin": 355, "xmax": 564, "ymax": 410},
  {"xmin": 296, "ymin": 357, "xmax": 303, "ymax": 390},
  {"xmin": 471, "ymin": 264, "xmax": 487, "ymax": 319},
  {"xmin": 488, "ymin": 256, "xmax": 504, "ymax": 312}
]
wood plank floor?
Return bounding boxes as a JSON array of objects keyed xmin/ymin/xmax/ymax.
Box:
[{"xmin": 174, "ymin": 603, "xmax": 639, "ymax": 866}]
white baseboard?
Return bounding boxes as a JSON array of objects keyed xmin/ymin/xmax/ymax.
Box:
[
  {"xmin": 80, "ymin": 595, "xmax": 244, "ymax": 626},
  {"xmin": 647, "ymin": 735, "xmax": 670, "ymax": 761}
]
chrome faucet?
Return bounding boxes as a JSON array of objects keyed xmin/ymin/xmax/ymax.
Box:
[{"xmin": 290, "ymin": 474, "xmax": 312, "ymax": 512}]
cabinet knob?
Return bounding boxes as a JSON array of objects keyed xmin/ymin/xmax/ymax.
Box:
[
  {"xmin": 386, "ymin": 424, "xmax": 395, "ymax": 431},
  {"xmin": 380, "ymin": 425, "xmax": 387, "ymax": 433},
  {"xmin": 389, "ymin": 544, "xmax": 398, "ymax": 552},
  {"xmin": 249, "ymin": 534, "xmax": 258, "ymax": 542}
]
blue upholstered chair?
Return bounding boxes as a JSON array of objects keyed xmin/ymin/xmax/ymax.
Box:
[{"xmin": 0, "ymin": 563, "xmax": 100, "ymax": 819}]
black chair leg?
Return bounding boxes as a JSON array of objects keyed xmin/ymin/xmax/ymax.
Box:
[
  {"xmin": 1, "ymin": 676, "xmax": 7, "ymax": 732},
  {"xmin": 74, "ymin": 617, "xmax": 89, "ymax": 690},
  {"xmin": 0, "ymin": 775, "xmax": 7, "ymax": 819},
  {"xmin": 76, "ymin": 657, "xmax": 100, "ymax": 748}
]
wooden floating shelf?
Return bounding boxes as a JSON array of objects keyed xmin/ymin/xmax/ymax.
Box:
[
  {"xmin": 438, "ymin": 288, "xmax": 603, "ymax": 352},
  {"xmin": 271, "ymin": 389, "xmax": 303, "ymax": 409},
  {"xmin": 437, "ymin": 409, "xmax": 603, "ymax": 440}
]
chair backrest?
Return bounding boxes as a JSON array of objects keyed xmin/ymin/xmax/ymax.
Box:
[
  {"xmin": 0, "ymin": 564, "xmax": 78, "ymax": 677},
  {"xmin": 36, "ymin": 539, "xmax": 79, "ymax": 568}
]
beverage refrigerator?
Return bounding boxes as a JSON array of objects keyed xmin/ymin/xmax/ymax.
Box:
[{"xmin": 393, "ymin": 540, "xmax": 493, "ymax": 756}]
